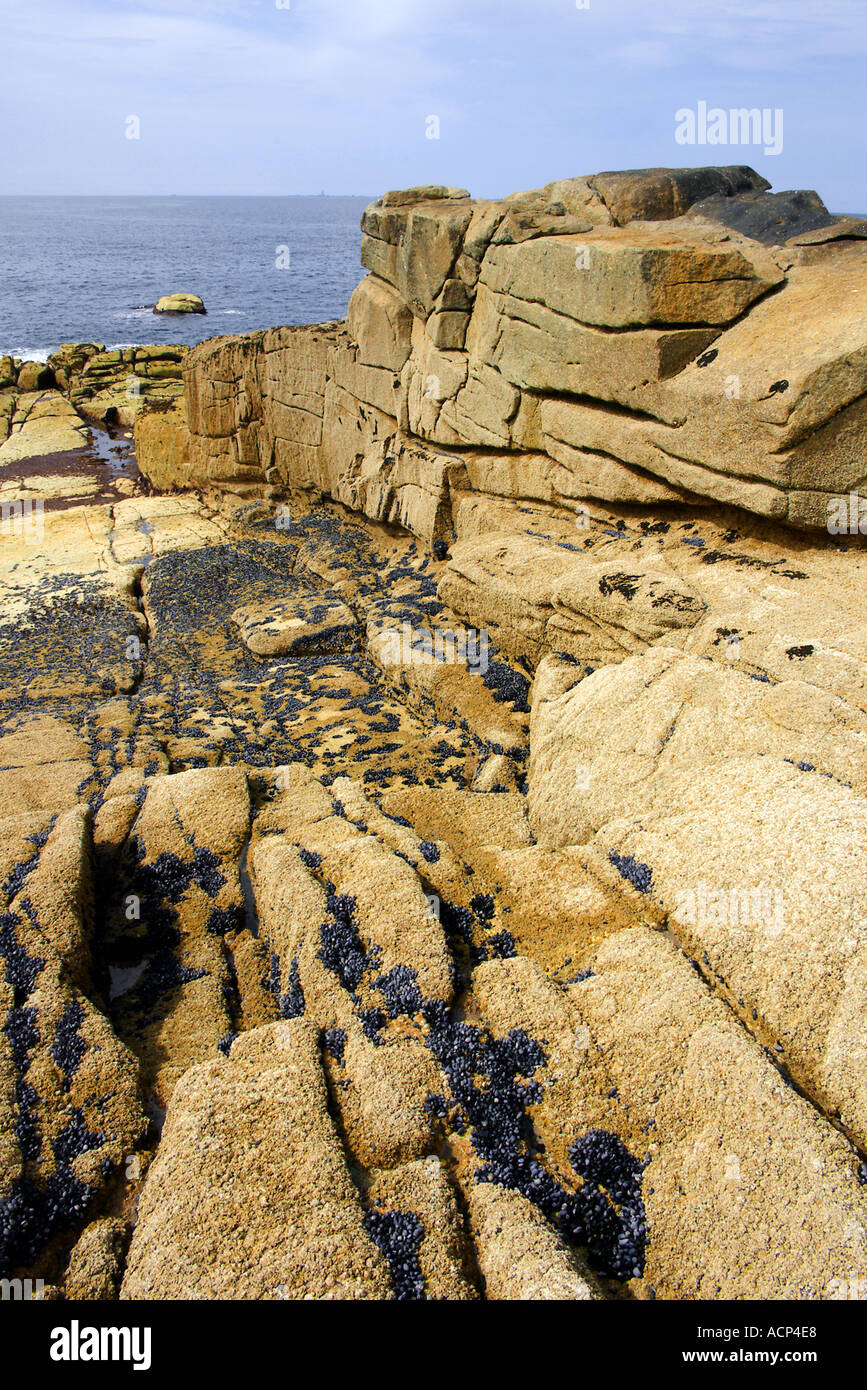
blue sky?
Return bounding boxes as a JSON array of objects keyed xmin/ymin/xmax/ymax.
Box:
[{"xmin": 2, "ymin": 0, "xmax": 865, "ymax": 208}]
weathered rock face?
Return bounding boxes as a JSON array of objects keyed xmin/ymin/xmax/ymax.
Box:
[
  {"xmin": 136, "ymin": 165, "xmax": 867, "ymax": 534},
  {"xmin": 61, "ymin": 344, "xmax": 187, "ymax": 427},
  {"xmin": 121, "ymin": 1021, "xmax": 393, "ymax": 1300},
  {"xmin": 0, "ymin": 391, "xmax": 90, "ymax": 462},
  {"xmin": 5, "ymin": 165, "xmax": 867, "ymax": 1304},
  {"xmin": 140, "ymin": 322, "xmax": 343, "ymax": 498},
  {"xmin": 478, "ymin": 942, "xmax": 867, "ymax": 1301},
  {"xmin": 2, "ymin": 473, "xmax": 867, "ymax": 1300},
  {"xmin": 528, "ymin": 642, "xmax": 867, "ymax": 1148}
]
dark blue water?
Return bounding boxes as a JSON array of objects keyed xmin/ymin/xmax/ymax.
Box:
[{"xmin": 0, "ymin": 196, "xmax": 372, "ymax": 360}]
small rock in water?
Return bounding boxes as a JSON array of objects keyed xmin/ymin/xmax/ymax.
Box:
[{"xmin": 153, "ymin": 293, "xmax": 206, "ymax": 315}]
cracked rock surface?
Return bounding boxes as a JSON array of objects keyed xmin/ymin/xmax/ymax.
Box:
[{"xmin": 2, "ymin": 166, "xmax": 867, "ymax": 1302}]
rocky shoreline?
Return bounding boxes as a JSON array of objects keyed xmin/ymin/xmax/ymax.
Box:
[{"xmin": 1, "ymin": 166, "xmax": 866, "ymax": 1302}]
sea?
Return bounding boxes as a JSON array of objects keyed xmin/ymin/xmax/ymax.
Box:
[{"xmin": 0, "ymin": 196, "xmax": 373, "ymax": 361}]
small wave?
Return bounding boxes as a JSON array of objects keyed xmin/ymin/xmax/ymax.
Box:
[
  {"xmin": 1, "ymin": 347, "xmax": 53, "ymax": 362},
  {"xmin": 0, "ymin": 340, "xmax": 164, "ymax": 362},
  {"xmin": 114, "ymin": 306, "xmax": 245, "ymax": 319}
]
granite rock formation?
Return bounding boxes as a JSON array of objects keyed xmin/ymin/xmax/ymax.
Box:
[
  {"xmin": 2, "ymin": 168, "xmax": 867, "ymax": 1303},
  {"xmin": 136, "ymin": 166, "xmax": 867, "ymax": 532},
  {"xmin": 0, "ymin": 345, "xmax": 187, "ymax": 464}
]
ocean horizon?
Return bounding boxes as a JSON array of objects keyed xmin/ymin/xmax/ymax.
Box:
[{"xmin": 0, "ymin": 195, "xmax": 373, "ymax": 360}]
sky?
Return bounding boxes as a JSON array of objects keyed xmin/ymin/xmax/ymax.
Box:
[{"xmin": 1, "ymin": 0, "xmax": 865, "ymax": 209}]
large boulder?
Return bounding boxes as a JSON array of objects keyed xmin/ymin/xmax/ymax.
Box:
[
  {"xmin": 347, "ymin": 275, "xmax": 414, "ymax": 373},
  {"xmin": 587, "ymin": 165, "xmax": 770, "ymax": 225},
  {"xmin": 16, "ymin": 361, "xmax": 55, "ymax": 393}
]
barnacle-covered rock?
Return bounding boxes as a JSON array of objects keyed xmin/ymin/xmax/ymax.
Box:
[
  {"xmin": 231, "ymin": 591, "xmax": 358, "ymax": 657},
  {"xmin": 100, "ymin": 766, "xmax": 251, "ymax": 1105},
  {"xmin": 365, "ymin": 1158, "xmax": 477, "ymax": 1300},
  {"xmin": 0, "ymin": 856, "xmax": 146, "ymax": 1279},
  {"xmin": 465, "ymin": 1181, "xmax": 603, "ymax": 1300},
  {"xmin": 63, "ymin": 1216, "xmax": 127, "ymax": 1300},
  {"xmin": 121, "ymin": 1021, "xmax": 392, "ymax": 1300}
]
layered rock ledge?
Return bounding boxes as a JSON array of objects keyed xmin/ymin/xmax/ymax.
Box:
[{"xmin": 136, "ymin": 166, "xmax": 867, "ymax": 532}]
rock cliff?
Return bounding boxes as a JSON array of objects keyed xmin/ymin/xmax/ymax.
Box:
[{"xmin": 137, "ymin": 165, "xmax": 867, "ymax": 532}]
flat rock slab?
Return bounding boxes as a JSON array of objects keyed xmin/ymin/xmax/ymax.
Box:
[
  {"xmin": 0, "ymin": 391, "xmax": 89, "ymax": 464},
  {"xmin": 480, "ymin": 225, "xmax": 783, "ymax": 329},
  {"xmin": 231, "ymin": 591, "xmax": 358, "ymax": 656},
  {"xmin": 528, "ymin": 645, "xmax": 867, "ymax": 847}
]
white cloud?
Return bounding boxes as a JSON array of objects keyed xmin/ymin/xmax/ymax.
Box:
[
  {"xmin": 1, "ymin": 0, "xmax": 865, "ymax": 199},
  {"xmin": 599, "ymin": 0, "xmax": 867, "ymax": 69},
  {"xmin": 1, "ymin": 0, "xmax": 450, "ymax": 94}
]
